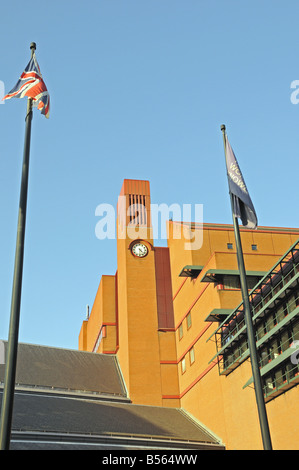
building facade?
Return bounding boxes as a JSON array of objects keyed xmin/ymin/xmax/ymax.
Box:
[{"xmin": 79, "ymin": 179, "xmax": 299, "ymax": 450}]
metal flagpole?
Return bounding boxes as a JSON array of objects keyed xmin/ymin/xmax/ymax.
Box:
[
  {"xmin": 220, "ymin": 124, "xmax": 272, "ymax": 451},
  {"xmin": 0, "ymin": 42, "xmax": 36, "ymax": 451}
]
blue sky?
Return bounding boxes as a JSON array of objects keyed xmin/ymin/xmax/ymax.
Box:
[{"xmin": 0, "ymin": 1, "xmax": 298, "ymax": 350}]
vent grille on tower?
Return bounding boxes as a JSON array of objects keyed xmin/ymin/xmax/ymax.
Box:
[
  {"xmin": 119, "ymin": 179, "xmax": 151, "ymax": 228},
  {"xmin": 128, "ymin": 194, "xmax": 147, "ymax": 225}
]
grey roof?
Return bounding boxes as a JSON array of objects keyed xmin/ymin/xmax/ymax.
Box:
[
  {"xmin": 0, "ymin": 341, "xmax": 127, "ymax": 400},
  {"xmin": 5, "ymin": 391, "xmax": 224, "ymax": 450},
  {"xmin": 0, "ymin": 342, "xmax": 224, "ymax": 450}
]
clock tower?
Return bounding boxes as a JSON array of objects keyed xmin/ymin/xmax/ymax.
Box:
[{"xmin": 116, "ymin": 179, "xmax": 163, "ymax": 405}]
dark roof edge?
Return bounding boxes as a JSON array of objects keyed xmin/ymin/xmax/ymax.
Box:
[
  {"xmin": 11, "ymin": 430, "xmax": 225, "ymax": 450},
  {"xmin": 0, "ymin": 385, "xmax": 131, "ymax": 404},
  {"xmin": 113, "ymin": 354, "xmax": 129, "ymax": 398}
]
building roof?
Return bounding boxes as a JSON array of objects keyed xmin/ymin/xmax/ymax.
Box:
[
  {"xmin": 0, "ymin": 342, "xmax": 224, "ymax": 450},
  {"xmin": 0, "ymin": 341, "xmax": 127, "ymax": 400},
  {"xmin": 171, "ymin": 221, "xmax": 299, "ymax": 234}
]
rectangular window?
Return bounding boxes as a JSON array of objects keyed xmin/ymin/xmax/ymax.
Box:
[
  {"xmin": 186, "ymin": 312, "xmax": 192, "ymax": 329},
  {"xmin": 265, "ymin": 313, "xmax": 276, "ymax": 332},
  {"xmin": 189, "ymin": 347, "xmax": 195, "ymax": 365},
  {"xmin": 287, "ymin": 292, "xmax": 299, "ymax": 314},
  {"xmin": 256, "ymin": 322, "xmax": 265, "ymax": 340},
  {"xmin": 274, "ymin": 368, "xmax": 284, "ymax": 388},
  {"xmin": 247, "ymin": 276, "xmax": 260, "ymax": 290},
  {"xmin": 269, "ymin": 339, "xmax": 280, "ymax": 361},
  {"xmin": 179, "ymin": 323, "xmax": 183, "ymax": 340},
  {"xmin": 276, "ymin": 304, "xmax": 287, "ymax": 323},
  {"xmin": 181, "ymin": 357, "xmax": 186, "ymax": 374},
  {"xmin": 251, "ymin": 244, "xmax": 258, "ymax": 251},
  {"xmin": 260, "ymin": 346, "xmax": 269, "ymax": 367},
  {"xmin": 239, "ymin": 338, "xmax": 247, "ymax": 356},
  {"xmin": 265, "ymin": 376, "xmax": 275, "ymax": 394},
  {"xmin": 281, "ymin": 329, "xmax": 291, "ymax": 351},
  {"xmin": 227, "ymin": 243, "xmax": 233, "ymax": 250},
  {"xmin": 292, "ymin": 320, "xmax": 299, "ymax": 342},
  {"xmin": 223, "ymin": 275, "xmax": 240, "ymax": 289}
]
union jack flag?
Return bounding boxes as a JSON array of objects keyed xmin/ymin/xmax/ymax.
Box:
[{"xmin": 3, "ymin": 52, "xmax": 50, "ymax": 118}]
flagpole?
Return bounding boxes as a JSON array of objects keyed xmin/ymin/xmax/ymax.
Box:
[
  {"xmin": 220, "ymin": 124, "xmax": 272, "ymax": 451},
  {"xmin": 0, "ymin": 42, "xmax": 36, "ymax": 451}
]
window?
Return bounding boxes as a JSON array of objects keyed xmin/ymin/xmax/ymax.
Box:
[
  {"xmin": 264, "ymin": 376, "xmax": 275, "ymax": 395},
  {"xmin": 186, "ymin": 312, "xmax": 192, "ymax": 329},
  {"xmin": 281, "ymin": 329, "xmax": 291, "ymax": 351},
  {"xmin": 256, "ymin": 322, "xmax": 266, "ymax": 340},
  {"xmin": 274, "ymin": 369, "xmax": 284, "ymax": 388},
  {"xmin": 276, "ymin": 304, "xmax": 287, "ymax": 323},
  {"xmin": 251, "ymin": 244, "xmax": 258, "ymax": 251},
  {"xmin": 292, "ymin": 320, "xmax": 299, "ymax": 342},
  {"xmin": 269, "ymin": 339, "xmax": 280, "ymax": 361},
  {"xmin": 265, "ymin": 312, "xmax": 276, "ymax": 332},
  {"xmin": 179, "ymin": 323, "xmax": 183, "ymax": 340},
  {"xmin": 223, "ymin": 275, "xmax": 240, "ymax": 289},
  {"xmin": 181, "ymin": 357, "xmax": 186, "ymax": 374},
  {"xmin": 227, "ymin": 243, "xmax": 233, "ymax": 250},
  {"xmin": 189, "ymin": 347, "xmax": 195, "ymax": 365},
  {"xmin": 93, "ymin": 326, "xmax": 106, "ymax": 352},
  {"xmin": 285, "ymin": 362, "xmax": 299, "ymax": 381},
  {"xmin": 263, "ymin": 361, "xmax": 299, "ymax": 398},
  {"xmin": 260, "ymin": 347, "xmax": 268, "ymax": 368},
  {"xmin": 247, "ymin": 276, "xmax": 260, "ymax": 290},
  {"xmin": 287, "ymin": 292, "xmax": 299, "ymax": 314},
  {"xmin": 239, "ymin": 338, "xmax": 248, "ymax": 356}
]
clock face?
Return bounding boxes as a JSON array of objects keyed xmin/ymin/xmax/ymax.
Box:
[{"xmin": 132, "ymin": 242, "xmax": 148, "ymax": 258}]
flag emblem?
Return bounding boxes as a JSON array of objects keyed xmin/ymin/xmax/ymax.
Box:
[
  {"xmin": 3, "ymin": 53, "xmax": 50, "ymax": 118},
  {"xmin": 225, "ymin": 136, "xmax": 257, "ymax": 229}
]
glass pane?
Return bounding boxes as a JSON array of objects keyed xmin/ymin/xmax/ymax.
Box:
[
  {"xmin": 187, "ymin": 312, "xmax": 192, "ymax": 329},
  {"xmin": 189, "ymin": 347, "xmax": 195, "ymax": 364}
]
